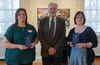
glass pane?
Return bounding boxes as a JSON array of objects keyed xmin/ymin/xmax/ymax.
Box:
[
  {"xmin": 5, "ymin": 0, "xmax": 12, "ymax": 9},
  {"xmin": 0, "ymin": 22, "xmax": 13, "ymax": 34},
  {"xmin": 97, "ymin": 10, "xmax": 100, "ymax": 21},
  {"xmin": 5, "ymin": 10, "xmax": 12, "ymax": 21},
  {"xmin": 85, "ymin": 10, "xmax": 90, "ymax": 19},
  {"xmin": 92, "ymin": 22, "xmax": 96, "ymax": 28},
  {"xmin": 86, "ymin": 21, "xmax": 90, "ymax": 26},
  {"xmin": 97, "ymin": 22, "xmax": 100, "ymax": 31},
  {"xmin": 97, "ymin": 29, "xmax": 100, "ymax": 32},
  {"xmin": 84, "ymin": 0, "xmax": 90, "ymax": 9},
  {"xmin": 0, "ymin": 10, "xmax": 15, "ymax": 23},
  {"xmin": 91, "ymin": 21, "xmax": 97, "ymax": 27},
  {"xmin": 0, "ymin": 10, "xmax": 4, "ymax": 19},
  {"xmin": 13, "ymin": 0, "xmax": 19, "ymax": 9},
  {"xmin": 97, "ymin": 22, "xmax": 100, "ymax": 32},
  {"xmin": 98, "ymin": 0, "xmax": 100, "ymax": 9},
  {"xmin": 89, "ymin": 22, "xmax": 96, "ymax": 29},
  {"xmin": 90, "ymin": 0, "xmax": 97, "ymax": 9},
  {"xmin": 90, "ymin": 10, "xmax": 97, "ymax": 22},
  {"xmin": 86, "ymin": 18, "xmax": 91, "ymax": 23},
  {"xmin": 0, "ymin": 1, "xmax": 3, "ymax": 9},
  {"xmin": 13, "ymin": 10, "xmax": 16, "ymax": 20}
]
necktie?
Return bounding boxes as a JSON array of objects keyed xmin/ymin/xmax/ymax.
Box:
[{"xmin": 50, "ymin": 18, "xmax": 55, "ymax": 38}]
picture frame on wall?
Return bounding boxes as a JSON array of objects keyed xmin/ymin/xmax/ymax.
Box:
[{"xmin": 37, "ymin": 8, "xmax": 70, "ymax": 28}]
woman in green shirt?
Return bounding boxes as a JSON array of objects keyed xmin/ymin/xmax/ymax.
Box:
[{"xmin": 3, "ymin": 8, "xmax": 38, "ymax": 65}]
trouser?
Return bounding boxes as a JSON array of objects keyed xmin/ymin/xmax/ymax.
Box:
[{"xmin": 42, "ymin": 55, "xmax": 62, "ymax": 65}]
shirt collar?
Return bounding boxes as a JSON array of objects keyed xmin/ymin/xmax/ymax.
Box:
[{"xmin": 49, "ymin": 16, "xmax": 56, "ymax": 23}]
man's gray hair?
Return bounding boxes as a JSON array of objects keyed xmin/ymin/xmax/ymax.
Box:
[{"xmin": 48, "ymin": 2, "xmax": 58, "ymax": 8}]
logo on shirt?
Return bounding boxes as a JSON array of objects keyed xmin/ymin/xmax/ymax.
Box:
[{"xmin": 28, "ymin": 29, "xmax": 33, "ymax": 32}]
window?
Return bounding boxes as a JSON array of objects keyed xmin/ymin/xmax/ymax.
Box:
[
  {"xmin": 84, "ymin": 0, "xmax": 100, "ymax": 33},
  {"xmin": 0, "ymin": 0, "xmax": 19, "ymax": 35}
]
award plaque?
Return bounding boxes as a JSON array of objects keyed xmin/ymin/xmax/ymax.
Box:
[
  {"xmin": 24, "ymin": 30, "xmax": 33, "ymax": 47},
  {"xmin": 72, "ymin": 33, "xmax": 79, "ymax": 45}
]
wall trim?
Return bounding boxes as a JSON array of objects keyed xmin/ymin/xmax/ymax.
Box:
[
  {"xmin": 0, "ymin": 59, "xmax": 4, "ymax": 61},
  {"xmin": 96, "ymin": 56, "xmax": 100, "ymax": 57}
]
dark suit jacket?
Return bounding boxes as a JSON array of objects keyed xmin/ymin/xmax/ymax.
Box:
[{"xmin": 38, "ymin": 16, "xmax": 66, "ymax": 57}]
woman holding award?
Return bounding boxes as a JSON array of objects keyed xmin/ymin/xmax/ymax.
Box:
[
  {"xmin": 3, "ymin": 8, "xmax": 38, "ymax": 65},
  {"xmin": 67, "ymin": 11, "xmax": 98, "ymax": 65}
]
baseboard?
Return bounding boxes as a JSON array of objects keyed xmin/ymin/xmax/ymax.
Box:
[
  {"xmin": 0, "ymin": 59, "xmax": 4, "ymax": 61},
  {"xmin": 34, "ymin": 57, "xmax": 42, "ymax": 62},
  {"xmin": 0, "ymin": 56, "xmax": 5, "ymax": 61},
  {"xmin": 96, "ymin": 56, "xmax": 100, "ymax": 57}
]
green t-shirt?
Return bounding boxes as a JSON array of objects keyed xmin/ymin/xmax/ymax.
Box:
[{"xmin": 4, "ymin": 24, "xmax": 37, "ymax": 65}]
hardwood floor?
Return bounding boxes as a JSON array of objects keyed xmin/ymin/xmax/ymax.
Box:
[
  {"xmin": 0, "ymin": 57, "xmax": 100, "ymax": 65},
  {"xmin": 95, "ymin": 57, "xmax": 100, "ymax": 65}
]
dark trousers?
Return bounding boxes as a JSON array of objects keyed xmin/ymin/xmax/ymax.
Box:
[
  {"xmin": 7, "ymin": 63, "xmax": 32, "ymax": 65},
  {"xmin": 42, "ymin": 55, "xmax": 62, "ymax": 65}
]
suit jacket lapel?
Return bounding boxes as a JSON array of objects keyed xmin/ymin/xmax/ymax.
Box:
[
  {"xmin": 45, "ymin": 17, "xmax": 51, "ymax": 39},
  {"xmin": 46, "ymin": 17, "xmax": 49, "ymax": 33}
]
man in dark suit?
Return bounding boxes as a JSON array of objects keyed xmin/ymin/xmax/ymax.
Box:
[{"xmin": 38, "ymin": 2, "xmax": 66, "ymax": 65}]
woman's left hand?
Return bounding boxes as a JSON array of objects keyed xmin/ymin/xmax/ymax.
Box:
[{"xmin": 86, "ymin": 42, "xmax": 93, "ymax": 48}]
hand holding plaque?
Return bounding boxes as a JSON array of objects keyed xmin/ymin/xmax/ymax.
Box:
[
  {"xmin": 24, "ymin": 30, "xmax": 33, "ymax": 47},
  {"xmin": 72, "ymin": 33, "xmax": 79, "ymax": 45}
]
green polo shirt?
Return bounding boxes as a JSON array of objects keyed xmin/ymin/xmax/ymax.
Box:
[{"xmin": 4, "ymin": 24, "xmax": 37, "ymax": 65}]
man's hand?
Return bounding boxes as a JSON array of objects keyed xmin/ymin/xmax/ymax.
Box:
[
  {"xmin": 67, "ymin": 41, "xmax": 74, "ymax": 47},
  {"xmin": 48, "ymin": 47, "xmax": 56, "ymax": 55}
]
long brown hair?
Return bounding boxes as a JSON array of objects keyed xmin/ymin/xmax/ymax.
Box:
[{"xmin": 14, "ymin": 8, "xmax": 28, "ymax": 25}]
